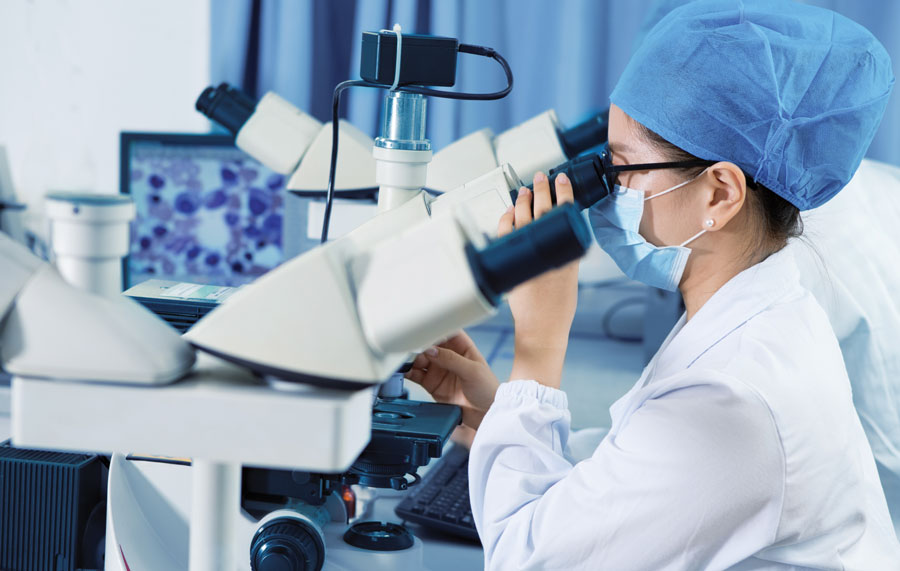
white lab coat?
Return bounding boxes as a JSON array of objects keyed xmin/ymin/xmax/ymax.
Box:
[
  {"xmin": 469, "ymin": 248, "xmax": 900, "ymax": 570},
  {"xmin": 791, "ymin": 159, "xmax": 900, "ymax": 536}
]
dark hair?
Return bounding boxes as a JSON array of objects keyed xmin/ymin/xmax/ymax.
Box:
[{"xmin": 637, "ymin": 124, "xmax": 802, "ymax": 263}]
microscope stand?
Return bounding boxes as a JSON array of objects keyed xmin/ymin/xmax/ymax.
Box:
[{"xmin": 10, "ymin": 353, "xmax": 374, "ymax": 571}]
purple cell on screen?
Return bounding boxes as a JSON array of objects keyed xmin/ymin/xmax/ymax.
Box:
[
  {"xmin": 248, "ymin": 188, "xmax": 269, "ymax": 215},
  {"xmin": 149, "ymin": 174, "xmax": 165, "ymax": 189},
  {"xmin": 152, "ymin": 225, "xmax": 168, "ymax": 237},
  {"xmin": 139, "ymin": 237, "xmax": 151, "ymax": 250},
  {"xmin": 231, "ymin": 261, "xmax": 244, "ymax": 273},
  {"xmin": 266, "ymin": 173, "xmax": 285, "ymax": 190},
  {"xmin": 244, "ymin": 225, "xmax": 261, "ymax": 238},
  {"xmin": 150, "ymin": 195, "xmax": 161, "ymax": 204},
  {"xmin": 187, "ymin": 246, "xmax": 202, "ymax": 259},
  {"xmin": 225, "ymin": 212, "xmax": 240, "ymax": 226},
  {"xmin": 205, "ymin": 253, "xmax": 221, "ymax": 266},
  {"xmin": 244, "ymin": 252, "xmax": 253, "ymax": 261},
  {"xmin": 263, "ymin": 214, "xmax": 282, "ymax": 232},
  {"xmin": 221, "ymin": 168, "xmax": 238, "ymax": 185},
  {"xmin": 149, "ymin": 202, "xmax": 173, "ymax": 221},
  {"xmin": 204, "ymin": 189, "xmax": 228, "ymax": 209},
  {"xmin": 241, "ymin": 168, "xmax": 258, "ymax": 183},
  {"xmin": 175, "ymin": 192, "xmax": 200, "ymax": 215}
]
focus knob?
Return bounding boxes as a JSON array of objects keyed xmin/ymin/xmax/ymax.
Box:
[{"xmin": 250, "ymin": 518, "xmax": 325, "ymax": 571}]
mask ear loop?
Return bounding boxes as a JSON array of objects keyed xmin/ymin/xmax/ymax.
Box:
[
  {"xmin": 643, "ymin": 167, "xmax": 709, "ymax": 202},
  {"xmin": 679, "ymin": 228, "xmax": 708, "ymax": 247},
  {"xmin": 679, "ymin": 218, "xmax": 715, "ymax": 247}
]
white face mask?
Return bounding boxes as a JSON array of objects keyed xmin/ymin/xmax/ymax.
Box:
[{"xmin": 588, "ymin": 170, "xmax": 709, "ymax": 291}]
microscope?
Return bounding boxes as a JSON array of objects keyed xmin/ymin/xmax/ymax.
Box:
[{"xmin": 1, "ymin": 29, "xmax": 604, "ymax": 571}]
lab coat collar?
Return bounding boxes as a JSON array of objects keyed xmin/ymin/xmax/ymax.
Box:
[{"xmin": 651, "ymin": 247, "xmax": 801, "ymax": 378}]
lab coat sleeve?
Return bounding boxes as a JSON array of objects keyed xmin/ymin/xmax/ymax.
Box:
[{"xmin": 469, "ymin": 376, "xmax": 785, "ymax": 570}]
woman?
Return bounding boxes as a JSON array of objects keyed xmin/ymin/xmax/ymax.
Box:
[{"xmin": 406, "ymin": 1, "xmax": 900, "ymax": 569}]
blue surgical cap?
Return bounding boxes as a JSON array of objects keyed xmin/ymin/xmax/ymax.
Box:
[{"xmin": 611, "ymin": 0, "xmax": 895, "ymax": 211}]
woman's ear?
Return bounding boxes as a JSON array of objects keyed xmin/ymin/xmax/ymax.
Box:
[{"xmin": 701, "ymin": 162, "xmax": 746, "ymax": 230}]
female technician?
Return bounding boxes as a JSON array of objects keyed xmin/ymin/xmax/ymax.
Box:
[{"xmin": 406, "ymin": 0, "xmax": 900, "ymax": 568}]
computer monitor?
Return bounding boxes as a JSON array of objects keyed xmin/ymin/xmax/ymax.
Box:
[{"xmin": 120, "ymin": 132, "xmax": 288, "ymax": 288}]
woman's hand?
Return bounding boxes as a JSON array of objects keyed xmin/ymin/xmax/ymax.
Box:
[
  {"xmin": 405, "ymin": 331, "xmax": 500, "ymax": 430},
  {"xmin": 498, "ymin": 171, "xmax": 580, "ymax": 388}
]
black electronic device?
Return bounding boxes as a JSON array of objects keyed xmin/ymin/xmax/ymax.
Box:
[
  {"xmin": 124, "ymin": 279, "xmax": 238, "ymax": 333},
  {"xmin": 0, "ymin": 440, "xmax": 107, "ymax": 571},
  {"xmin": 394, "ymin": 443, "xmax": 478, "ymax": 541},
  {"xmin": 360, "ymin": 31, "xmax": 460, "ymax": 87}
]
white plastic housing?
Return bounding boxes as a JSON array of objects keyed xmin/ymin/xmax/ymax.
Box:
[
  {"xmin": 185, "ymin": 242, "xmax": 409, "ymax": 385},
  {"xmin": 494, "ymin": 109, "xmax": 568, "ymax": 182},
  {"xmin": 236, "ymin": 92, "xmax": 323, "ymax": 175},
  {"xmin": 373, "ymin": 146, "xmax": 433, "ymax": 212},
  {"xmin": 356, "ymin": 210, "xmax": 493, "ymax": 354},
  {"xmin": 425, "ymin": 128, "xmax": 498, "ymax": 192},
  {"xmin": 287, "ymin": 120, "xmax": 377, "ymax": 191},
  {"xmin": 0, "ymin": 232, "xmax": 42, "ymax": 321},
  {"xmin": 429, "ymin": 164, "xmax": 519, "ymax": 237},
  {"xmin": 45, "ymin": 193, "xmax": 135, "ymax": 297},
  {"xmin": 1, "ymin": 265, "xmax": 195, "ymax": 384},
  {"xmin": 183, "ymin": 196, "xmax": 432, "ymax": 386},
  {"xmin": 184, "ymin": 193, "xmax": 502, "ymax": 385}
]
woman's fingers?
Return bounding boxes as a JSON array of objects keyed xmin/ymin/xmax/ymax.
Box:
[
  {"xmin": 424, "ymin": 345, "xmax": 477, "ymax": 380},
  {"xmin": 405, "ymin": 367, "xmax": 425, "ymax": 384},
  {"xmin": 497, "ymin": 205, "xmax": 514, "ymax": 237},
  {"xmin": 514, "ymin": 186, "xmax": 533, "ymax": 228},
  {"xmin": 532, "ymin": 171, "xmax": 552, "ymax": 217},
  {"xmin": 555, "ymin": 172, "xmax": 574, "ymax": 205}
]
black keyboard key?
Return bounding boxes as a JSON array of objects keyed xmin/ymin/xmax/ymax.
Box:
[{"xmin": 395, "ymin": 445, "xmax": 480, "ymax": 542}]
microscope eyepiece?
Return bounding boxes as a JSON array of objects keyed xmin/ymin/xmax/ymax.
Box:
[
  {"xmin": 467, "ymin": 203, "xmax": 592, "ymax": 302},
  {"xmin": 559, "ymin": 109, "xmax": 609, "ymax": 159},
  {"xmin": 195, "ymin": 83, "xmax": 257, "ymax": 136},
  {"xmin": 512, "ymin": 152, "xmax": 611, "ymax": 211}
]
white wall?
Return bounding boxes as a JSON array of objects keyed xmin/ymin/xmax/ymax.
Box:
[{"xmin": 0, "ymin": 0, "xmax": 212, "ymax": 225}]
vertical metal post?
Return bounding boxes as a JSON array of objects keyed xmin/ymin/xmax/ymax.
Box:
[{"xmin": 189, "ymin": 459, "xmax": 241, "ymax": 571}]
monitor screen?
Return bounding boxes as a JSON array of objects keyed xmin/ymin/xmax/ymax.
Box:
[{"xmin": 120, "ymin": 132, "xmax": 288, "ymax": 288}]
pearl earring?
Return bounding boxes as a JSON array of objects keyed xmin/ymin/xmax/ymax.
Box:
[{"xmin": 705, "ymin": 219, "xmax": 715, "ymax": 228}]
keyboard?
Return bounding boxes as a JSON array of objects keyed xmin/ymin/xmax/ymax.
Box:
[{"xmin": 395, "ymin": 444, "xmax": 479, "ymax": 541}]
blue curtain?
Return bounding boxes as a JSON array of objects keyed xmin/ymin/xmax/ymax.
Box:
[{"xmin": 210, "ymin": 0, "xmax": 900, "ymax": 165}]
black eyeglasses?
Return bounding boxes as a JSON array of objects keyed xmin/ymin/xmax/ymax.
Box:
[{"xmin": 599, "ymin": 146, "xmax": 713, "ymax": 195}]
